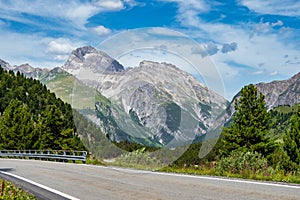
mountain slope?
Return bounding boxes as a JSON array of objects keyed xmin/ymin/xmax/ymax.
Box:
[{"xmin": 62, "ymin": 46, "xmax": 228, "ymax": 147}]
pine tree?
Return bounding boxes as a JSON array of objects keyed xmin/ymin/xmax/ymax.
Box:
[
  {"xmin": 0, "ymin": 99, "xmax": 35, "ymax": 149},
  {"xmin": 283, "ymin": 105, "xmax": 300, "ymax": 170},
  {"xmin": 220, "ymin": 84, "xmax": 275, "ymax": 157},
  {"xmin": 35, "ymin": 105, "xmax": 64, "ymax": 149}
]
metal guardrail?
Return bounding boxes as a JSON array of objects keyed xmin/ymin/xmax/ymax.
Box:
[{"xmin": 0, "ymin": 150, "xmax": 87, "ymax": 163}]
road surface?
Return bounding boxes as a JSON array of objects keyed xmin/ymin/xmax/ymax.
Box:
[{"xmin": 0, "ymin": 159, "xmax": 299, "ymax": 200}]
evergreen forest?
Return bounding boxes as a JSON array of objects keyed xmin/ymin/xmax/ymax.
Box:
[{"xmin": 0, "ymin": 67, "xmax": 85, "ymax": 150}]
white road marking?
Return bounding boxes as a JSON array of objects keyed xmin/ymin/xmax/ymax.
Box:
[
  {"xmin": 153, "ymin": 171, "xmax": 300, "ymax": 189},
  {"xmin": 0, "ymin": 171, "xmax": 80, "ymax": 200},
  {"xmin": 83, "ymin": 164, "xmax": 300, "ymax": 190}
]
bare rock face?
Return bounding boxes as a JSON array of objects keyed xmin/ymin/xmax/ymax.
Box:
[
  {"xmin": 256, "ymin": 72, "xmax": 300, "ymax": 109},
  {"xmin": 62, "ymin": 46, "xmax": 124, "ymax": 75},
  {"xmin": 63, "ymin": 47, "xmax": 228, "ymax": 146}
]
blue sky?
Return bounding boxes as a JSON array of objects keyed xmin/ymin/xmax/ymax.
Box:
[{"xmin": 0, "ymin": 0, "xmax": 299, "ymax": 100}]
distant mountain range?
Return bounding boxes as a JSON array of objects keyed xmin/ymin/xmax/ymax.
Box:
[
  {"xmin": 0, "ymin": 58, "xmax": 49, "ymax": 79},
  {"xmin": 1, "ymin": 46, "xmax": 299, "ymax": 147}
]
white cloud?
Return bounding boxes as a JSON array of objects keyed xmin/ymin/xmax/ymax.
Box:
[
  {"xmin": 54, "ymin": 55, "xmax": 69, "ymax": 61},
  {"xmin": 239, "ymin": 0, "xmax": 300, "ymax": 16},
  {"xmin": 160, "ymin": 0, "xmax": 210, "ymax": 27},
  {"xmin": 47, "ymin": 39, "xmax": 76, "ymax": 54},
  {"xmin": 252, "ymin": 70, "xmax": 264, "ymax": 75},
  {"xmin": 46, "ymin": 38, "xmax": 84, "ymax": 63},
  {"xmin": 249, "ymin": 18, "xmax": 285, "ymax": 39},
  {"xmin": 0, "ymin": 29, "xmax": 84, "ymax": 68},
  {"xmin": 272, "ymin": 20, "xmax": 283, "ymax": 27},
  {"xmin": 92, "ymin": 25, "xmax": 112, "ymax": 36},
  {"xmin": 95, "ymin": 0, "xmax": 124, "ymax": 10},
  {"xmin": 0, "ymin": 0, "xmax": 131, "ymax": 30},
  {"xmin": 270, "ymin": 71, "xmax": 278, "ymax": 76}
]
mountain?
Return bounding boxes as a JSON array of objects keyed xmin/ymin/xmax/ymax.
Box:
[
  {"xmin": 62, "ymin": 46, "xmax": 228, "ymax": 147},
  {"xmin": 62, "ymin": 46, "xmax": 124, "ymax": 75},
  {"xmin": 0, "ymin": 59, "xmax": 12, "ymax": 71},
  {"xmin": 0, "ymin": 58, "xmax": 49, "ymax": 79},
  {"xmin": 213, "ymin": 71, "xmax": 300, "ymax": 130},
  {"xmin": 257, "ymin": 72, "xmax": 300, "ymax": 108}
]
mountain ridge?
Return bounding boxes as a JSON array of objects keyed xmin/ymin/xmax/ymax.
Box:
[{"xmin": 1, "ymin": 46, "xmax": 299, "ymax": 146}]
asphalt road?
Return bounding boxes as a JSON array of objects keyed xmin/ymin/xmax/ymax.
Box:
[{"xmin": 0, "ymin": 159, "xmax": 299, "ymax": 200}]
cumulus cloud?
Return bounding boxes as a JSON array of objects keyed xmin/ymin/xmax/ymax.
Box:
[
  {"xmin": 238, "ymin": 0, "xmax": 300, "ymax": 16},
  {"xmin": 46, "ymin": 39, "xmax": 75, "ymax": 54},
  {"xmin": 92, "ymin": 25, "xmax": 112, "ymax": 36},
  {"xmin": 46, "ymin": 38, "xmax": 84, "ymax": 63},
  {"xmin": 221, "ymin": 42, "xmax": 238, "ymax": 53}
]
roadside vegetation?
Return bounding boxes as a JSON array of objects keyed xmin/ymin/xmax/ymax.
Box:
[{"xmin": 0, "ymin": 179, "xmax": 37, "ymax": 200}]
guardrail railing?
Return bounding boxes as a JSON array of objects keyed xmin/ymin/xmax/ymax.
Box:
[{"xmin": 0, "ymin": 150, "xmax": 87, "ymax": 163}]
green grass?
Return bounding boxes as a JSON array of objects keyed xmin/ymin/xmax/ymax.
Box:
[{"xmin": 0, "ymin": 179, "xmax": 37, "ymax": 200}]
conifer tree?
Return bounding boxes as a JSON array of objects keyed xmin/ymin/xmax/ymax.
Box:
[
  {"xmin": 220, "ymin": 84, "xmax": 275, "ymax": 157},
  {"xmin": 283, "ymin": 105, "xmax": 300, "ymax": 169},
  {"xmin": 0, "ymin": 99, "xmax": 35, "ymax": 149}
]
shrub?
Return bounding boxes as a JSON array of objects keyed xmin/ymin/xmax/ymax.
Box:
[{"xmin": 216, "ymin": 151, "xmax": 272, "ymax": 175}]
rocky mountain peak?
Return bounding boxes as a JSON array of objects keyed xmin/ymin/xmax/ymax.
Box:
[
  {"xmin": 17, "ymin": 63, "xmax": 34, "ymax": 73},
  {"xmin": 0, "ymin": 59, "xmax": 12, "ymax": 70},
  {"xmin": 62, "ymin": 46, "xmax": 124, "ymax": 75},
  {"xmin": 72, "ymin": 46, "xmax": 96, "ymax": 62}
]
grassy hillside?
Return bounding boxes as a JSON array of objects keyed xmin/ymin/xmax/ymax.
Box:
[{"xmin": 42, "ymin": 73, "xmax": 96, "ymax": 109}]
